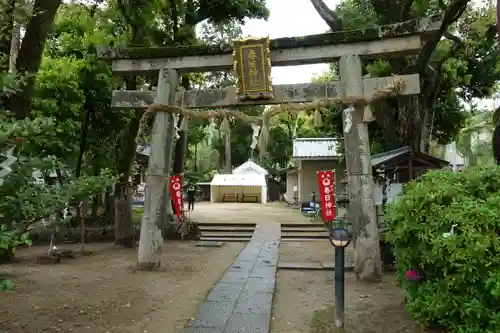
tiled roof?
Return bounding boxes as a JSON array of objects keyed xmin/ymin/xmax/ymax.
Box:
[
  {"xmin": 371, "ymin": 146, "xmax": 411, "ymax": 167},
  {"xmin": 136, "ymin": 144, "xmax": 151, "ymax": 156},
  {"xmin": 371, "ymin": 146, "xmax": 449, "ymax": 167},
  {"xmin": 292, "ymin": 138, "xmax": 341, "ymax": 158}
]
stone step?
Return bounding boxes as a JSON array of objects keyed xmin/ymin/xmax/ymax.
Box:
[
  {"xmin": 282, "ymin": 231, "xmax": 329, "ymax": 236},
  {"xmin": 281, "ymin": 223, "xmax": 324, "ymax": 228},
  {"xmin": 280, "ymin": 238, "xmax": 329, "ymax": 242},
  {"xmin": 281, "ymin": 233, "xmax": 329, "ymax": 239},
  {"xmin": 197, "ymin": 222, "xmax": 257, "ymax": 228},
  {"xmin": 280, "ymin": 227, "xmax": 326, "ymax": 232},
  {"xmin": 199, "ymin": 236, "xmax": 252, "ymax": 242},
  {"xmin": 198, "ymin": 226, "xmax": 256, "ymax": 232},
  {"xmin": 200, "ymin": 232, "xmax": 255, "ymax": 238}
]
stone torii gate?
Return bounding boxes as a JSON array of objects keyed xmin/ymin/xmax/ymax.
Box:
[{"xmin": 101, "ymin": 17, "xmax": 440, "ymax": 278}]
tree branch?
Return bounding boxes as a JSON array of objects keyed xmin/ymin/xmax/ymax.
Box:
[
  {"xmin": 370, "ymin": 0, "xmax": 401, "ymax": 24},
  {"xmin": 169, "ymin": 0, "xmax": 179, "ymax": 40},
  {"xmin": 493, "ymin": 105, "xmax": 500, "ymax": 164},
  {"xmin": 116, "ymin": 0, "xmax": 137, "ymax": 38},
  {"xmin": 88, "ymin": 0, "xmax": 105, "ymax": 17},
  {"xmin": 5, "ymin": 0, "xmax": 62, "ymax": 119},
  {"xmin": 309, "ymin": 0, "xmax": 342, "ymax": 31},
  {"xmin": 400, "ymin": 0, "xmax": 414, "ymax": 21},
  {"xmin": 497, "ymin": 0, "xmax": 500, "ymax": 42},
  {"xmin": 424, "ymin": 30, "xmax": 469, "ymax": 147},
  {"xmin": 415, "ymin": 0, "xmax": 470, "ymax": 74},
  {"xmin": 0, "ymin": 0, "xmax": 15, "ymax": 69},
  {"xmin": 185, "ymin": 0, "xmax": 210, "ymax": 26},
  {"xmin": 425, "ymin": 31, "xmax": 466, "ymax": 107}
]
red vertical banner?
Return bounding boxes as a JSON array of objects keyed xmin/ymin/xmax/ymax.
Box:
[
  {"xmin": 169, "ymin": 175, "xmax": 184, "ymax": 224},
  {"xmin": 317, "ymin": 170, "xmax": 336, "ymax": 222}
]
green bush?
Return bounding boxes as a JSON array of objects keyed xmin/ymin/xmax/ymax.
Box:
[{"xmin": 385, "ymin": 166, "xmax": 500, "ymax": 333}]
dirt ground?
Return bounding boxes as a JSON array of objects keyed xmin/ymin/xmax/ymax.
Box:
[
  {"xmin": 271, "ymin": 270, "xmax": 422, "ymax": 333},
  {"xmin": 1, "ymin": 202, "xmax": 412, "ymax": 333},
  {"xmin": 279, "ymin": 241, "xmax": 355, "ymax": 266},
  {"xmin": 188, "ymin": 202, "xmax": 313, "ymax": 224},
  {"xmin": 272, "ymin": 240, "xmax": 427, "ymax": 333},
  {"xmin": 0, "ymin": 242, "xmax": 244, "ymax": 333}
]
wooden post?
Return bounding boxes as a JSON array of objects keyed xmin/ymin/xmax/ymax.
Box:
[
  {"xmin": 224, "ymin": 130, "xmax": 232, "ymax": 173},
  {"xmin": 137, "ymin": 68, "xmax": 178, "ymax": 270},
  {"xmin": 170, "ymin": 116, "xmax": 189, "ymax": 223},
  {"xmin": 161, "ymin": 98, "xmax": 176, "ymax": 227},
  {"xmin": 339, "ymin": 54, "xmax": 382, "ymax": 281}
]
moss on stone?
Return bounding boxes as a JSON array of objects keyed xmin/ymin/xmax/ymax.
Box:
[
  {"xmin": 105, "ymin": 17, "xmax": 441, "ymax": 60},
  {"xmin": 115, "ymin": 42, "xmax": 232, "ymax": 59}
]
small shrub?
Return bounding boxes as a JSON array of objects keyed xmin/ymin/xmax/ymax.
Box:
[{"xmin": 386, "ymin": 165, "xmax": 500, "ymax": 333}]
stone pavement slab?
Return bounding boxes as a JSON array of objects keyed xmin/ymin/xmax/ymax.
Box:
[
  {"xmin": 183, "ymin": 327, "xmax": 225, "ymax": 333},
  {"xmin": 277, "ymin": 261, "xmax": 356, "ymax": 270},
  {"xmin": 184, "ymin": 223, "xmax": 280, "ymax": 333},
  {"xmin": 206, "ymin": 282, "xmax": 245, "ymax": 303},
  {"xmin": 186, "ymin": 301, "xmax": 235, "ymax": 328},
  {"xmin": 224, "ymin": 313, "xmax": 269, "ymax": 333}
]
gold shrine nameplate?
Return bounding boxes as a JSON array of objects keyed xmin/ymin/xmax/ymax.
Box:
[{"xmin": 232, "ymin": 37, "xmax": 273, "ymax": 101}]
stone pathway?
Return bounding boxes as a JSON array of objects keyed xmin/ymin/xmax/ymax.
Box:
[
  {"xmin": 278, "ymin": 261, "xmax": 355, "ymax": 270},
  {"xmin": 184, "ymin": 223, "xmax": 280, "ymax": 333}
]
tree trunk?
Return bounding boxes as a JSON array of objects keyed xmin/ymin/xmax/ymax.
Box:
[
  {"xmin": 114, "ymin": 126, "xmax": 140, "ymax": 246},
  {"xmin": 9, "ymin": 21, "xmax": 20, "ymax": 73},
  {"xmin": 113, "ymin": 77, "xmax": 142, "ymax": 247},
  {"xmin": 497, "ymin": 0, "xmax": 500, "ymax": 41},
  {"xmin": 105, "ymin": 186, "xmax": 114, "ymax": 224},
  {"xmin": 114, "ymin": 181, "xmax": 134, "ymax": 247},
  {"xmin": 494, "ymin": 125, "xmax": 500, "ymax": 165},
  {"xmin": 0, "ymin": 0, "xmax": 15, "ymax": 71},
  {"xmin": 339, "ymin": 54, "xmax": 382, "ymax": 282},
  {"xmin": 91, "ymin": 195, "xmax": 100, "ymax": 218},
  {"xmin": 5, "ymin": 0, "xmax": 62, "ymax": 119},
  {"xmin": 464, "ymin": 133, "xmax": 474, "ymax": 167}
]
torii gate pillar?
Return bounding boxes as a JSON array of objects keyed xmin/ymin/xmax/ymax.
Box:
[
  {"xmin": 339, "ymin": 54, "xmax": 382, "ymax": 280},
  {"xmin": 137, "ymin": 68, "xmax": 178, "ymax": 269}
]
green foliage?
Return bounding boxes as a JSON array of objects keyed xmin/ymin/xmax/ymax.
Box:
[
  {"xmin": 456, "ymin": 110, "xmax": 494, "ymax": 167},
  {"xmin": 0, "ymin": 115, "xmax": 117, "ymax": 254},
  {"xmin": 0, "ymin": 0, "xmax": 273, "ymax": 256},
  {"xmin": 0, "ymin": 278, "xmax": 14, "ymax": 291},
  {"xmin": 196, "ymin": 0, "xmax": 269, "ymax": 24},
  {"xmin": 386, "ymin": 166, "xmax": 500, "ymax": 332},
  {"xmin": 0, "ymin": 118, "xmax": 117, "ymax": 230},
  {"xmin": 45, "ymin": 2, "xmax": 127, "ymax": 173},
  {"xmin": 0, "ymin": 1, "xmax": 120, "ymax": 255},
  {"xmin": 315, "ymin": 0, "xmax": 498, "ymax": 151}
]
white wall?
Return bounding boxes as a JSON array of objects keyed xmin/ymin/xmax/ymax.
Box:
[
  {"xmin": 298, "ymin": 159, "xmax": 345, "ymax": 202},
  {"xmin": 285, "ymin": 171, "xmax": 298, "ymax": 201},
  {"xmin": 373, "ymin": 183, "xmax": 403, "ymax": 205}
]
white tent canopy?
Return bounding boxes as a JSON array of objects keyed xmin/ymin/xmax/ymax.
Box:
[
  {"xmin": 232, "ymin": 160, "xmax": 268, "ymax": 176},
  {"xmin": 210, "ymin": 173, "xmax": 267, "ymax": 204}
]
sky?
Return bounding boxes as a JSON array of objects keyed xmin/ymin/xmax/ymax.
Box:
[{"xmin": 241, "ymin": 0, "xmax": 340, "ymax": 85}]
